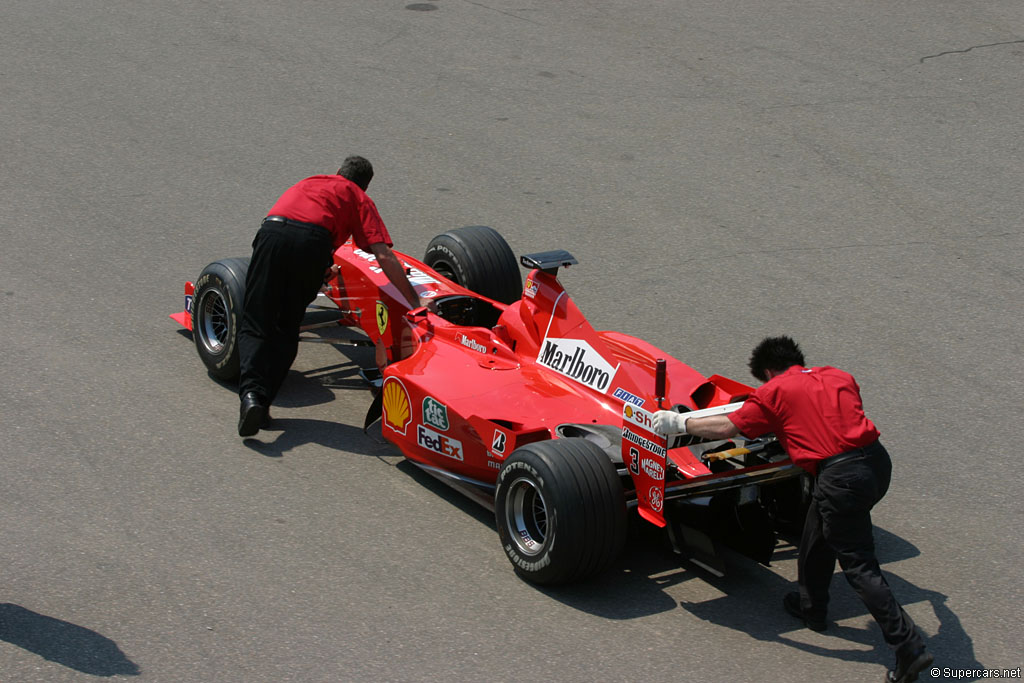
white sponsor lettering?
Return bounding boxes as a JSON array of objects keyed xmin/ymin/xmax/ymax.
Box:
[
  {"xmin": 622, "ymin": 404, "xmax": 657, "ymax": 434},
  {"xmin": 641, "ymin": 458, "xmax": 665, "ymax": 480},
  {"xmin": 417, "ymin": 424, "xmax": 464, "ymax": 461},
  {"xmin": 612, "ymin": 387, "xmax": 644, "ymax": 407},
  {"xmin": 404, "ymin": 265, "xmax": 440, "ymax": 286},
  {"xmin": 458, "ymin": 333, "xmax": 487, "ymax": 353},
  {"xmin": 352, "ymin": 248, "xmax": 378, "ymax": 262},
  {"xmin": 622, "ymin": 426, "xmax": 667, "ymax": 458},
  {"xmin": 537, "ymin": 337, "xmax": 618, "ymax": 392}
]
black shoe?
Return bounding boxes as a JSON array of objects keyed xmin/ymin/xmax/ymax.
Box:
[
  {"xmin": 886, "ymin": 646, "xmax": 933, "ymax": 683},
  {"xmin": 261, "ymin": 409, "xmax": 272, "ymax": 428},
  {"xmin": 238, "ymin": 392, "xmax": 267, "ymax": 437},
  {"xmin": 783, "ymin": 592, "xmax": 827, "ymax": 632}
]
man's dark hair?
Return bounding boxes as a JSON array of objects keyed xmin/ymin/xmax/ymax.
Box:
[
  {"xmin": 748, "ymin": 335, "xmax": 806, "ymax": 382},
  {"xmin": 338, "ymin": 156, "xmax": 374, "ymax": 190}
]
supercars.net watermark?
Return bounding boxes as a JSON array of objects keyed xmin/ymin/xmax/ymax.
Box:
[{"xmin": 930, "ymin": 667, "xmax": 1021, "ymax": 680}]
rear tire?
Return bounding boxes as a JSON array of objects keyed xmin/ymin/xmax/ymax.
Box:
[
  {"xmin": 495, "ymin": 438, "xmax": 627, "ymax": 585},
  {"xmin": 424, "ymin": 225, "xmax": 522, "ymax": 304},
  {"xmin": 192, "ymin": 257, "xmax": 249, "ymax": 381}
]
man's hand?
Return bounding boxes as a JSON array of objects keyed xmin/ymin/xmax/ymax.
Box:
[
  {"xmin": 653, "ymin": 410, "xmax": 689, "ymax": 436},
  {"xmin": 369, "ymin": 243, "xmax": 421, "ymax": 310}
]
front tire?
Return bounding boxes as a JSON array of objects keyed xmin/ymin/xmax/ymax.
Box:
[
  {"xmin": 495, "ymin": 438, "xmax": 627, "ymax": 585},
  {"xmin": 192, "ymin": 257, "xmax": 249, "ymax": 381},
  {"xmin": 424, "ymin": 225, "xmax": 522, "ymax": 304}
]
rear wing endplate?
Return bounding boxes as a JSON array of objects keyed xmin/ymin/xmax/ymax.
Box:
[{"xmin": 520, "ymin": 250, "xmax": 578, "ymax": 275}]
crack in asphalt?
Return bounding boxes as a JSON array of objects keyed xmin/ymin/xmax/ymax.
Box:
[
  {"xmin": 459, "ymin": 0, "xmax": 542, "ymax": 25},
  {"xmin": 919, "ymin": 39, "xmax": 1024, "ymax": 63}
]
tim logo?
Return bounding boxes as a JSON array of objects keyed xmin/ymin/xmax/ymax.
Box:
[{"xmin": 185, "ymin": 294, "xmax": 193, "ymax": 314}]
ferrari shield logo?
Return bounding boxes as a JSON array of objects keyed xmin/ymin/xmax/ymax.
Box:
[{"xmin": 376, "ymin": 301, "xmax": 389, "ymax": 336}]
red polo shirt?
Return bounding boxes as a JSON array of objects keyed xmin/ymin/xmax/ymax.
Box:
[
  {"xmin": 728, "ymin": 365, "xmax": 880, "ymax": 474},
  {"xmin": 268, "ymin": 175, "xmax": 393, "ymax": 251}
]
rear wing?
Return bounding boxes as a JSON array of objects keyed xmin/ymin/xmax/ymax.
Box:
[
  {"xmin": 519, "ymin": 250, "xmax": 577, "ymax": 275},
  {"xmin": 621, "ymin": 399, "xmax": 747, "ymax": 527}
]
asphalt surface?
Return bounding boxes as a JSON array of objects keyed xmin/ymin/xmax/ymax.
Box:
[{"xmin": 2, "ymin": 1, "xmax": 1022, "ymax": 681}]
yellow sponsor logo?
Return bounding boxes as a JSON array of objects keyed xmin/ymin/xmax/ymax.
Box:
[
  {"xmin": 376, "ymin": 301, "xmax": 389, "ymax": 336},
  {"xmin": 382, "ymin": 378, "xmax": 411, "ymax": 435}
]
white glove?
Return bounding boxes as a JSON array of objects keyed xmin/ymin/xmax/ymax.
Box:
[{"xmin": 653, "ymin": 410, "xmax": 689, "ymax": 436}]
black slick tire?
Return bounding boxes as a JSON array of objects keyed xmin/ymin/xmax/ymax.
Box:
[
  {"xmin": 191, "ymin": 257, "xmax": 249, "ymax": 381},
  {"xmin": 494, "ymin": 438, "xmax": 627, "ymax": 585},
  {"xmin": 424, "ymin": 225, "xmax": 522, "ymax": 304}
]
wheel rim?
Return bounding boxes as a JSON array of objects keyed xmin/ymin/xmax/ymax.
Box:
[
  {"xmin": 431, "ymin": 259, "xmax": 458, "ymax": 284},
  {"xmin": 197, "ymin": 289, "xmax": 230, "ymax": 355},
  {"xmin": 505, "ymin": 476, "xmax": 548, "ymax": 556}
]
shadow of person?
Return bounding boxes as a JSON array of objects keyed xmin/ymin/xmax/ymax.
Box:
[
  {"xmin": 677, "ymin": 530, "xmax": 976, "ymax": 670},
  {"xmin": 0, "ymin": 604, "xmax": 139, "ymax": 676},
  {"xmin": 272, "ymin": 361, "xmax": 374, "ymax": 408},
  {"xmin": 242, "ymin": 417, "xmax": 394, "ymax": 458}
]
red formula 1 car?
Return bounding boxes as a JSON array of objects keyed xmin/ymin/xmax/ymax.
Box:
[{"xmin": 172, "ymin": 226, "xmax": 807, "ymax": 585}]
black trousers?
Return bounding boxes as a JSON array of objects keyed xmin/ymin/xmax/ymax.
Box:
[
  {"xmin": 238, "ymin": 219, "xmax": 333, "ymax": 404},
  {"xmin": 798, "ymin": 440, "xmax": 923, "ymax": 654}
]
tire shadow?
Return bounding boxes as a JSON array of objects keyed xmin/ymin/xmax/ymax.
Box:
[
  {"xmin": 0, "ymin": 604, "xmax": 140, "ymax": 676},
  {"xmin": 389, "ymin": 463, "xmax": 703, "ymax": 619}
]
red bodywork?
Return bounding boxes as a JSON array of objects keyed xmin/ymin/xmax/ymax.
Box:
[
  {"xmin": 326, "ymin": 243, "xmax": 758, "ymax": 525},
  {"xmin": 173, "ymin": 240, "xmax": 796, "ymax": 529}
]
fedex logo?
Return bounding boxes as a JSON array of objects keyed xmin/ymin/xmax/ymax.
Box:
[{"xmin": 417, "ymin": 425, "xmax": 463, "ymax": 461}]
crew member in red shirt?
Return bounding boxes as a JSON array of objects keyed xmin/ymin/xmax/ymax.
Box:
[
  {"xmin": 653, "ymin": 336, "xmax": 931, "ymax": 683},
  {"xmin": 237, "ymin": 156, "xmax": 427, "ymax": 437}
]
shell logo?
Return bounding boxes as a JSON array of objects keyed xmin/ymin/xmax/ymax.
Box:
[
  {"xmin": 624, "ymin": 405, "xmax": 634, "ymax": 419},
  {"xmin": 382, "ymin": 378, "xmax": 411, "ymax": 435}
]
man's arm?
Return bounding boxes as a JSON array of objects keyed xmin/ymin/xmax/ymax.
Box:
[
  {"xmin": 685, "ymin": 414, "xmax": 741, "ymax": 439},
  {"xmin": 653, "ymin": 411, "xmax": 742, "ymax": 440},
  {"xmin": 368, "ymin": 242, "xmax": 426, "ymax": 310}
]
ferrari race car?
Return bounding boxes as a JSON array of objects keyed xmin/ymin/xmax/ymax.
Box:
[{"xmin": 171, "ymin": 226, "xmax": 808, "ymax": 585}]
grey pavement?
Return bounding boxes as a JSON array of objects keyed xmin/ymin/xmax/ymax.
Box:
[{"xmin": 1, "ymin": 1, "xmax": 1021, "ymax": 681}]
